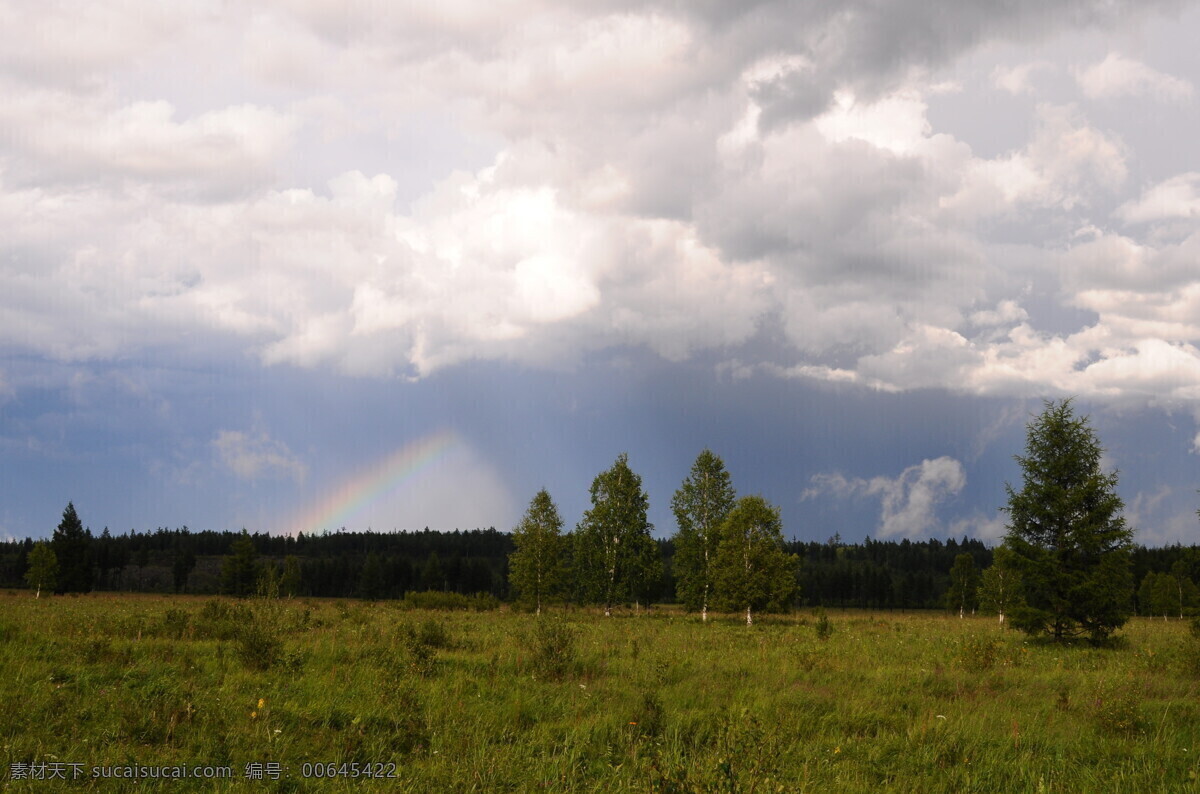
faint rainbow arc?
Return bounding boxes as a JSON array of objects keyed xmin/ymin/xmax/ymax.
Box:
[{"xmin": 291, "ymin": 430, "xmax": 460, "ymax": 535}]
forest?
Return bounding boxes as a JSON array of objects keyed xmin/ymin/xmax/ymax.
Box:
[{"xmin": 1, "ymin": 521, "xmax": 1196, "ymax": 615}]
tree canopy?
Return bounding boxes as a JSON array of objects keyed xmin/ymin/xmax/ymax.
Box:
[
  {"xmin": 671, "ymin": 449, "xmax": 736, "ymax": 622},
  {"xmin": 574, "ymin": 454, "xmax": 661, "ymax": 616},
  {"xmin": 1003, "ymin": 398, "xmax": 1134, "ymax": 642}
]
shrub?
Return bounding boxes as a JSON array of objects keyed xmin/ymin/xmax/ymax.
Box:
[
  {"xmin": 399, "ymin": 624, "xmax": 438, "ymax": 677},
  {"xmin": 236, "ymin": 621, "xmax": 282, "ymax": 671},
  {"xmin": 161, "ymin": 608, "xmax": 191, "ymax": 639},
  {"xmin": 1090, "ymin": 680, "xmax": 1143, "ymax": 735},
  {"xmin": 955, "ymin": 636, "xmax": 999, "ymax": 673},
  {"xmin": 814, "ymin": 609, "xmax": 833, "ymax": 641},
  {"xmin": 530, "ymin": 617, "xmax": 577, "ymax": 680}
]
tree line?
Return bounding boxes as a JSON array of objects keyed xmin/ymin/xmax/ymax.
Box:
[{"xmin": 5, "ymin": 398, "xmax": 1199, "ymax": 634}]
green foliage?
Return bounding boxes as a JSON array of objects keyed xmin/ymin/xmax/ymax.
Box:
[
  {"xmin": 977, "ymin": 545, "xmax": 1023, "ymax": 623},
  {"xmin": 671, "ymin": 449, "xmax": 737, "ymax": 618},
  {"xmin": 280, "ymin": 554, "xmax": 302, "ymax": 597},
  {"xmin": 1139, "ymin": 571, "xmax": 1176, "ymax": 619},
  {"xmin": 399, "ymin": 623, "xmax": 440, "ymax": 677},
  {"xmin": 221, "ymin": 529, "xmax": 259, "ymax": 597},
  {"xmin": 508, "ymin": 489, "xmax": 568, "ymax": 613},
  {"xmin": 359, "ymin": 552, "xmax": 386, "ymax": 600},
  {"xmin": 24, "ymin": 541, "xmax": 58, "ymax": 598},
  {"xmin": 236, "ymin": 620, "xmax": 283, "ymax": 671},
  {"xmin": 51, "ymin": 502, "xmax": 93, "ymax": 593},
  {"xmin": 814, "ymin": 608, "xmax": 833, "ymax": 641},
  {"xmin": 574, "ymin": 453, "xmax": 662, "ymax": 614},
  {"xmin": 711, "ymin": 495, "xmax": 798, "ymax": 624},
  {"xmin": 1003, "ymin": 398, "xmax": 1134, "ymax": 642},
  {"xmin": 529, "ymin": 617, "xmax": 577, "ymax": 680},
  {"xmin": 945, "ymin": 553, "xmax": 980, "ymax": 617}
]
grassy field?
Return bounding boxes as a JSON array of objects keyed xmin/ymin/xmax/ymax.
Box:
[{"xmin": 2, "ymin": 592, "xmax": 1200, "ymax": 792}]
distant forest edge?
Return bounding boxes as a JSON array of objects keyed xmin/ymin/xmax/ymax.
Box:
[{"xmin": 1, "ymin": 524, "xmax": 1196, "ymax": 613}]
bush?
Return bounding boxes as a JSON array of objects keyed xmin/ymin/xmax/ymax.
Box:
[
  {"xmin": 530, "ymin": 618, "xmax": 577, "ymax": 680},
  {"xmin": 236, "ymin": 621, "xmax": 283, "ymax": 671},
  {"xmin": 814, "ymin": 609, "xmax": 833, "ymax": 641},
  {"xmin": 1090, "ymin": 680, "xmax": 1143, "ymax": 735},
  {"xmin": 161, "ymin": 608, "xmax": 191, "ymax": 639},
  {"xmin": 955, "ymin": 636, "xmax": 1000, "ymax": 673},
  {"xmin": 399, "ymin": 623, "xmax": 439, "ymax": 677}
]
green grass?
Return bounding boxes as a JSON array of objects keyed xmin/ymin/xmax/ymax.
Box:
[{"xmin": 2, "ymin": 593, "xmax": 1200, "ymax": 791}]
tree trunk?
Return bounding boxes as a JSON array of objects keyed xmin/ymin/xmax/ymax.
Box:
[
  {"xmin": 959, "ymin": 604, "xmax": 964, "ymax": 619},
  {"xmin": 746, "ymin": 605, "xmax": 752, "ymax": 626},
  {"xmin": 701, "ymin": 604, "xmax": 707, "ymax": 623},
  {"xmin": 35, "ymin": 583, "xmax": 40, "ymax": 599},
  {"xmin": 998, "ymin": 610, "xmax": 1004, "ymax": 625}
]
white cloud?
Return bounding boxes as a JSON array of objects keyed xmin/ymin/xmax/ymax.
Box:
[
  {"xmin": 1117, "ymin": 173, "xmax": 1200, "ymax": 224},
  {"xmin": 804, "ymin": 457, "xmax": 967, "ymax": 538},
  {"xmin": 213, "ymin": 430, "xmax": 307, "ymax": 483},
  {"xmin": 1076, "ymin": 52, "xmax": 1194, "ymax": 102},
  {"xmin": 992, "ymin": 61, "xmax": 1054, "ymax": 95},
  {"xmin": 0, "ymin": 0, "xmax": 1195, "ymax": 415}
]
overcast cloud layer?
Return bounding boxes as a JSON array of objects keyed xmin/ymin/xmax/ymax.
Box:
[{"xmin": 2, "ymin": 0, "xmax": 1200, "ymax": 543}]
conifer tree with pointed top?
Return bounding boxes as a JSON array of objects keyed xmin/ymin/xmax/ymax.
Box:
[
  {"xmin": 52, "ymin": 502, "xmax": 94, "ymax": 593},
  {"xmin": 1003, "ymin": 398, "xmax": 1134, "ymax": 642}
]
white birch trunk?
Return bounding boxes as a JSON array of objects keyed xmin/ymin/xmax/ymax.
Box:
[{"xmin": 746, "ymin": 605, "xmax": 752, "ymax": 626}]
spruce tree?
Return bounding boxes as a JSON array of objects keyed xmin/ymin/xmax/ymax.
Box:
[
  {"xmin": 671, "ymin": 449, "xmax": 736, "ymax": 622},
  {"xmin": 1003, "ymin": 399, "xmax": 1133, "ymax": 642},
  {"xmin": 508, "ymin": 489, "xmax": 567, "ymax": 614},
  {"xmin": 52, "ymin": 502, "xmax": 94, "ymax": 593}
]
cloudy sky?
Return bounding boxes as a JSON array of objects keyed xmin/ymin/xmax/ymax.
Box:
[{"xmin": 3, "ymin": 0, "xmax": 1200, "ymax": 546}]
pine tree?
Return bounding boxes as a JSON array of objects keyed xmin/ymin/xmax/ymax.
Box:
[
  {"xmin": 509, "ymin": 489, "xmax": 567, "ymax": 614},
  {"xmin": 575, "ymin": 453, "xmax": 661, "ymax": 616},
  {"xmin": 24, "ymin": 541, "xmax": 58, "ymax": 598},
  {"xmin": 52, "ymin": 502, "xmax": 94, "ymax": 593},
  {"xmin": 711, "ymin": 495, "xmax": 798, "ymax": 625},
  {"xmin": 1003, "ymin": 399, "xmax": 1134, "ymax": 642},
  {"xmin": 671, "ymin": 449, "xmax": 736, "ymax": 622}
]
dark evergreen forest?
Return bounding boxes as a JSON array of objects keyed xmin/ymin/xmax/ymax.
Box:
[{"xmin": 1, "ymin": 523, "xmax": 1195, "ymax": 613}]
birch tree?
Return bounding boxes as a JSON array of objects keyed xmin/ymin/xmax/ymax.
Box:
[
  {"xmin": 945, "ymin": 553, "xmax": 979, "ymax": 618},
  {"xmin": 509, "ymin": 489, "xmax": 567, "ymax": 614},
  {"xmin": 671, "ymin": 449, "xmax": 736, "ymax": 622},
  {"xmin": 24, "ymin": 541, "xmax": 58, "ymax": 599},
  {"xmin": 575, "ymin": 454, "xmax": 660, "ymax": 616},
  {"xmin": 977, "ymin": 545, "xmax": 1022, "ymax": 625},
  {"xmin": 712, "ymin": 495, "xmax": 798, "ymax": 625}
]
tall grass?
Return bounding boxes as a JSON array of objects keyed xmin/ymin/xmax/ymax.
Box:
[{"xmin": 1, "ymin": 593, "xmax": 1198, "ymax": 791}]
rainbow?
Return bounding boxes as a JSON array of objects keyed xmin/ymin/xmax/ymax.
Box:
[{"xmin": 290, "ymin": 429, "xmax": 460, "ymax": 535}]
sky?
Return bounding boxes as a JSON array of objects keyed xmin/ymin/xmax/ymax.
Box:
[{"xmin": 2, "ymin": 0, "xmax": 1200, "ymax": 546}]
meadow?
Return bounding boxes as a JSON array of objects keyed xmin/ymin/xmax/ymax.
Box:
[{"xmin": 2, "ymin": 592, "xmax": 1199, "ymax": 792}]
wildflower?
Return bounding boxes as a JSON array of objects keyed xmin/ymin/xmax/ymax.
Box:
[
  {"xmin": 258, "ymin": 698, "xmax": 266, "ymax": 709},
  {"xmin": 834, "ymin": 747, "xmax": 841, "ymax": 754},
  {"xmin": 251, "ymin": 711, "xmax": 257, "ymax": 720}
]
